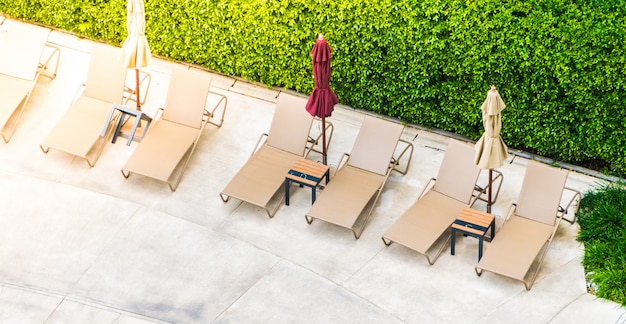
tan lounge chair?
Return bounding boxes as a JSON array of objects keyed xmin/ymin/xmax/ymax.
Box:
[
  {"xmin": 40, "ymin": 44, "xmax": 127, "ymax": 167},
  {"xmin": 382, "ymin": 139, "xmax": 484, "ymax": 264},
  {"xmin": 475, "ymin": 161, "xmax": 581, "ymax": 290},
  {"xmin": 0, "ymin": 20, "xmax": 59, "ymax": 143},
  {"xmin": 121, "ymin": 67, "xmax": 224, "ymax": 191},
  {"xmin": 305, "ymin": 116, "xmax": 413, "ymax": 239},
  {"xmin": 220, "ymin": 93, "xmax": 326, "ymax": 218}
]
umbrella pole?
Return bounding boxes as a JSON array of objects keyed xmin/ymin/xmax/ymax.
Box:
[
  {"xmin": 487, "ymin": 169, "xmax": 493, "ymax": 213},
  {"xmin": 135, "ymin": 68, "xmax": 141, "ymax": 111},
  {"xmin": 321, "ymin": 116, "xmax": 327, "ymax": 165}
]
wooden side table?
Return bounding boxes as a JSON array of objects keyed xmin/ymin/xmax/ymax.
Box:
[
  {"xmin": 285, "ymin": 158, "xmax": 329, "ymax": 205},
  {"xmin": 450, "ymin": 207, "xmax": 496, "ymax": 261}
]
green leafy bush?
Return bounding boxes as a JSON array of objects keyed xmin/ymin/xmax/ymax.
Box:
[
  {"xmin": 577, "ymin": 182, "xmax": 626, "ymax": 307},
  {"xmin": 1, "ymin": 0, "xmax": 625, "ymax": 176}
]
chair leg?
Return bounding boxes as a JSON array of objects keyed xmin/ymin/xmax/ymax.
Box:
[
  {"xmin": 424, "ymin": 234, "xmax": 451, "ymax": 266},
  {"xmin": 524, "ymin": 241, "xmax": 552, "ymax": 291},
  {"xmin": 1, "ymin": 85, "xmax": 34, "ymax": 143},
  {"xmin": 264, "ymin": 194, "xmax": 284, "ymax": 219}
]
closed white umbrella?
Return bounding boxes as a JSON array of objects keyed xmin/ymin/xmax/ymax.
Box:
[{"xmin": 120, "ymin": 0, "xmax": 151, "ymax": 111}]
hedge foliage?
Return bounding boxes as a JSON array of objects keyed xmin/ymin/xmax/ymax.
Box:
[
  {"xmin": 577, "ymin": 182, "xmax": 626, "ymax": 306},
  {"xmin": 2, "ymin": 0, "xmax": 625, "ymax": 176}
]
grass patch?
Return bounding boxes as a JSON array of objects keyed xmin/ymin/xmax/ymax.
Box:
[{"xmin": 577, "ymin": 182, "xmax": 626, "ymax": 307}]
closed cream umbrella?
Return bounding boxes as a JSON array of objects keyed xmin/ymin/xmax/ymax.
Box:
[
  {"xmin": 474, "ymin": 85, "xmax": 508, "ymax": 213},
  {"xmin": 120, "ymin": 0, "xmax": 150, "ymax": 111}
]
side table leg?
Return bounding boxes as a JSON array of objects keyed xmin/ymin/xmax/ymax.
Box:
[
  {"xmin": 101, "ymin": 106, "xmax": 118, "ymax": 137},
  {"xmin": 478, "ymin": 237, "xmax": 484, "ymax": 261},
  {"xmin": 450, "ymin": 228, "xmax": 456, "ymax": 255},
  {"xmin": 127, "ymin": 113, "xmax": 142, "ymax": 146},
  {"xmin": 285, "ymin": 180, "xmax": 290, "ymax": 206},
  {"xmin": 112, "ymin": 113, "xmax": 126, "ymax": 144},
  {"xmin": 312, "ymin": 186, "xmax": 316, "ymax": 204}
]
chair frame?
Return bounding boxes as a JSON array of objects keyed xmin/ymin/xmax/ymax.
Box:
[
  {"xmin": 474, "ymin": 164, "xmax": 582, "ymax": 290},
  {"xmin": 120, "ymin": 68, "xmax": 226, "ymax": 191},
  {"xmin": 1, "ymin": 22, "xmax": 60, "ymax": 143},
  {"xmin": 39, "ymin": 44, "xmax": 129, "ymax": 167},
  {"xmin": 219, "ymin": 121, "xmax": 327, "ymax": 218},
  {"xmin": 304, "ymin": 117, "xmax": 414, "ymax": 239},
  {"xmin": 40, "ymin": 81, "xmax": 132, "ymax": 167},
  {"xmin": 305, "ymin": 140, "xmax": 413, "ymax": 239},
  {"xmin": 382, "ymin": 176, "xmax": 486, "ymax": 265},
  {"xmin": 381, "ymin": 139, "xmax": 486, "ymax": 264},
  {"xmin": 121, "ymin": 108, "xmax": 214, "ymax": 192}
]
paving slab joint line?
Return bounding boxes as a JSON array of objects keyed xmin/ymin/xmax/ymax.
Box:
[
  {"xmin": 60, "ymin": 294, "xmax": 172, "ymax": 324},
  {"xmin": 336, "ymin": 248, "xmax": 406, "ymax": 323},
  {"xmin": 0, "ymin": 281, "xmax": 166, "ymax": 323},
  {"xmin": 546, "ymin": 291, "xmax": 592, "ymax": 323},
  {"xmin": 212, "ymin": 259, "xmax": 282, "ymax": 321},
  {"xmin": 43, "ymin": 296, "xmax": 66, "ymax": 323}
]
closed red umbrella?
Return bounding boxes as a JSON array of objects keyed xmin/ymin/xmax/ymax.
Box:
[{"xmin": 305, "ymin": 33, "xmax": 338, "ymax": 165}]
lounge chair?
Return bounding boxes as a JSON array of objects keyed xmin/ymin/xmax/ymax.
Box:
[
  {"xmin": 475, "ymin": 161, "xmax": 581, "ymax": 290},
  {"xmin": 220, "ymin": 93, "xmax": 327, "ymax": 218},
  {"xmin": 0, "ymin": 20, "xmax": 60, "ymax": 143},
  {"xmin": 40, "ymin": 44, "xmax": 128, "ymax": 167},
  {"xmin": 381, "ymin": 139, "xmax": 484, "ymax": 263},
  {"xmin": 121, "ymin": 67, "xmax": 225, "ymax": 191},
  {"xmin": 304, "ymin": 115, "xmax": 414, "ymax": 239}
]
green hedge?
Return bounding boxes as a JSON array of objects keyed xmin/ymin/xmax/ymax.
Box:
[
  {"xmin": 577, "ymin": 182, "xmax": 626, "ymax": 307},
  {"xmin": 2, "ymin": 0, "xmax": 625, "ymax": 176}
]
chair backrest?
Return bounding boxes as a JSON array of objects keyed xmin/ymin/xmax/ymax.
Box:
[
  {"xmin": 433, "ymin": 139, "xmax": 482, "ymax": 204},
  {"xmin": 348, "ymin": 116, "xmax": 403, "ymax": 176},
  {"xmin": 83, "ymin": 44, "xmax": 127, "ymax": 104},
  {"xmin": 162, "ymin": 68, "xmax": 212, "ymax": 129},
  {"xmin": 0, "ymin": 21, "xmax": 50, "ymax": 80},
  {"xmin": 515, "ymin": 161, "xmax": 568, "ymax": 225},
  {"xmin": 266, "ymin": 93, "xmax": 313, "ymax": 156}
]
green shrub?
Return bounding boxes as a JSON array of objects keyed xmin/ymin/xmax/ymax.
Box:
[
  {"xmin": 577, "ymin": 182, "xmax": 626, "ymax": 307},
  {"xmin": 1, "ymin": 0, "xmax": 625, "ymax": 177}
]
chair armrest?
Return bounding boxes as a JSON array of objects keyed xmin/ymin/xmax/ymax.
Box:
[
  {"xmin": 558, "ymin": 186, "xmax": 582, "ymax": 224},
  {"xmin": 204, "ymin": 91, "xmax": 227, "ymax": 128},
  {"xmin": 417, "ymin": 178, "xmax": 437, "ymax": 200},
  {"xmin": 473, "ymin": 169, "xmax": 504, "ymax": 205},
  {"xmin": 71, "ymin": 84, "xmax": 87, "ymax": 104},
  {"xmin": 38, "ymin": 42, "xmax": 61, "ymax": 79},
  {"xmin": 306, "ymin": 117, "xmax": 334, "ymax": 159},
  {"xmin": 391, "ymin": 138, "xmax": 414, "ymax": 175},
  {"xmin": 123, "ymin": 69, "xmax": 152, "ymax": 106},
  {"xmin": 251, "ymin": 133, "xmax": 269, "ymax": 156},
  {"xmin": 330, "ymin": 152, "xmax": 351, "ymax": 178}
]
